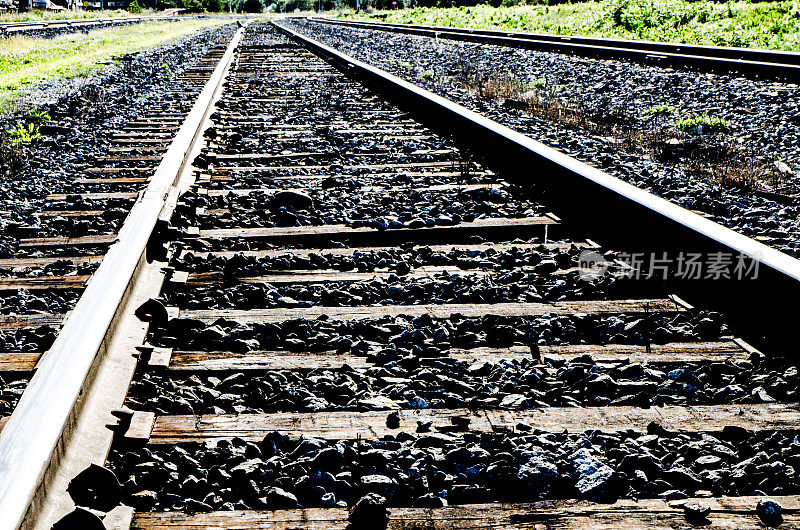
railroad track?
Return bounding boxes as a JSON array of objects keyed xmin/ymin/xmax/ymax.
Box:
[
  {"xmin": 313, "ymin": 16, "xmax": 800, "ymax": 81},
  {"xmin": 0, "ymin": 18, "xmax": 798, "ymax": 530},
  {"xmin": 0, "ymin": 15, "xmax": 181, "ymax": 35}
]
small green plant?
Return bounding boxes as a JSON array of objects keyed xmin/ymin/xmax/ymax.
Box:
[
  {"xmin": 128, "ymin": 0, "xmax": 143, "ymax": 14},
  {"xmin": 28, "ymin": 109, "xmax": 51, "ymax": 122},
  {"xmin": 675, "ymin": 113, "xmax": 730, "ymax": 133},
  {"xmin": 7, "ymin": 121, "xmax": 41, "ymax": 146},
  {"xmin": 643, "ymin": 104, "xmax": 672, "ymax": 116},
  {"xmin": 531, "ymin": 78, "xmax": 546, "ymax": 89},
  {"xmin": 419, "ymin": 70, "xmax": 434, "ymax": 80}
]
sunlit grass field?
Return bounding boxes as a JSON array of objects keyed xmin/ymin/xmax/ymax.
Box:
[
  {"xmin": 0, "ymin": 9, "xmax": 148, "ymax": 23},
  {"xmin": 0, "ymin": 18, "xmax": 225, "ymax": 112}
]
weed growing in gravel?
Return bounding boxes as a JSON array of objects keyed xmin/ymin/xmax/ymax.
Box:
[
  {"xmin": 452, "ymin": 65, "xmax": 783, "ymax": 193},
  {"xmin": 419, "ymin": 70, "xmax": 435, "ymax": 80},
  {"xmin": 7, "ymin": 121, "xmax": 41, "ymax": 146},
  {"xmin": 675, "ymin": 113, "xmax": 730, "ymax": 133},
  {"xmin": 453, "ymin": 64, "xmax": 600, "ymax": 133},
  {"xmin": 643, "ymin": 104, "xmax": 672, "ymax": 117},
  {"xmin": 7, "ymin": 108, "xmax": 51, "ymax": 145},
  {"xmin": 711, "ymin": 157, "xmax": 760, "ymax": 190},
  {"xmin": 531, "ymin": 78, "xmax": 546, "ymax": 89},
  {"xmin": 28, "ymin": 109, "xmax": 51, "ymax": 123}
]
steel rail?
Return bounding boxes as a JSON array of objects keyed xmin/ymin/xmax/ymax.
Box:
[
  {"xmin": 0, "ymin": 23, "xmax": 246, "ymax": 530},
  {"xmin": 275, "ymin": 18, "xmax": 800, "ymax": 349},
  {"xmin": 311, "ymin": 17, "xmax": 800, "ymax": 80}
]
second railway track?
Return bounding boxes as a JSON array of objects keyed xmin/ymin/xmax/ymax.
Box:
[
  {"xmin": 0, "ymin": 18, "xmax": 798, "ymax": 530},
  {"xmin": 313, "ymin": 16, "xmax": 800, "ymax": 81}
]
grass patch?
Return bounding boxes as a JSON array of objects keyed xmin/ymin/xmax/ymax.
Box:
[
  {"xmin": 0, "ymin": 19, "xmax": 224, "ymax": 114},
  {"xmin": 643, "ymin": 104, "xmax": 672, "ymax": 116},
  {"xmin": 7, "ymin": 120, "xmax": 40, "ymax": 146},
  {"xmin": 345, "ymin": 1, "xmax": 800, "ymax": 51},
  {"xmin": 0, "ymin": 9, "xmax": 146, "ymax": 24},
  {"xmin": 675, "ymin": 113, "xmax": 730, "ymax": 133}
]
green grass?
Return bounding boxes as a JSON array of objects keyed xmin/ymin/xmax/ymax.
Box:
[
  {"xmin": 345, "ymin": 1, "xmax": 800, "ymax": 51},
  {"xmin": 0, "ymin": 9, "xmax": 146, "ymax": 23},
  {"xmin": 0, "ymin": 19, "xmax": 224, "ymax": 113},
  {"xmin": 675, "ymin": 113, "xmax": 730, "ymax": 132},
  {"xmin": 643, "ymin": 104, "xmax": 672, "ymax": 116}
]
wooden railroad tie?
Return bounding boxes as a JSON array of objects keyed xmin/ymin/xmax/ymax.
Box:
[
  {"xmin": 0, "ymin": 313, "xmax": 64, "ymax": 331},
  {"xmin": 147, "ymin": 339, "xmax": 754, "ymax": 372},
  {"xmin": 0, "ymin": 255, "xmax": 103, "ymax": 268},
  {"xmin": 196, "ymin": 183, "xmax": 506, "ymax": 197},
  {"xmin": 0, "ymin": 275, "xmax": 90, "ymax": 291},
  {"xmin": 186, "ymin": 215, "xmax": 559, "ymax": 244},
  {"xmin": 175, "ymin": 241, "xmax": 593, "ymax": 260},
  {"xmin": 125, "ymin": 404, "xmax": 800, "ymax": 445},
  {"xmin": 130, "ymin": 496, "xmax": 800, "ymax": 529},
  {"xmin": 166, "ymin": 297, "xmax": 689, "ymax": 325},
  {"xmin": 19, "ymin": 234, "xmax": 117, "ymax": 249}
]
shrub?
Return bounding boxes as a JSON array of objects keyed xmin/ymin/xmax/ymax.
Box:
[{"xmin": 128, "ymin": 0, "xmax": 143, "ymax": 13}]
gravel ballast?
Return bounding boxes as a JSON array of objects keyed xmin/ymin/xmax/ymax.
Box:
[{"xmin": 108, "ymin": 427, "xmax": 800, "ymax": 511}]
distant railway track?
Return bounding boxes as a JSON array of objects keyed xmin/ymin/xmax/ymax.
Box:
[
  {"xmin": 313, "ymin": 16, "xmax": 800, "ymax": 80},
  {"xmin": 0, "ymin": 15, "xmax": 182, "ymax": 34},
  {"xmin": 0, "ymin": 17, "xmax": 797, "ymax": 530}
]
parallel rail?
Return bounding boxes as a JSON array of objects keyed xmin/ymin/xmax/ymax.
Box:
[{"xmin": 312, "ymin": 16, "xmax": 800, "ymax": 80}]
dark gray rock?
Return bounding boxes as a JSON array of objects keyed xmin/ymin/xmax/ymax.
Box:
[
  {"xmin": 569, "ymin": 448, "xmax": 617, "ymax": 501},
  {"xmin": 273, "ymin": 190, "xmax": 313, "ymax": 210},
  {"xmin": 348, "ymin": 493, "xmax": 389, "ymax": 529},
  {"xmin": 518, "ymin": 450, "xmax": 558, "ymax": 497},
  {"xmin": 756, "ymin": 499, "xmax": 783, "ymax": 526},
  {"xmin": 682, "ymin": 501, "xmax": 711, "ymax": 521}
]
